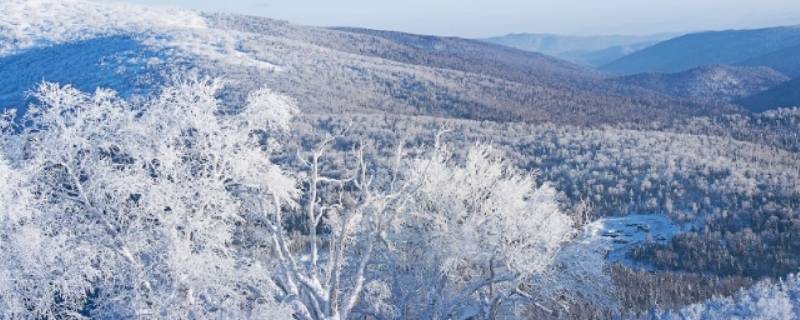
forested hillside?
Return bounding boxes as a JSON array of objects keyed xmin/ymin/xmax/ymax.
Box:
[
  {"xmin": 0, "ymin": 6, "xmax": 738, "ymax": 126},
  {"xmin": 611, "ymin": 65, "xmax": 790, "ymax": 105},
  {"xmin": 738, "ymin": 77, "xmax": 800, "ymax": 112}
]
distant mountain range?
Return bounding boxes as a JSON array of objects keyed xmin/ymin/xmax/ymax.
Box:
[
  {"xmin": 602, "ymin": 25, "xmax": 800, "ymax": 75},
  {"xmin": 481, "ymin": 33, "xmax": 677, "ymax": 66},
  {"xmin": 483, "ymin": 25, "xmax": 800, "ymax": 111},
  {"xmin": 600, "ymin": 25, "xmax": 800, "ymax": 110}
]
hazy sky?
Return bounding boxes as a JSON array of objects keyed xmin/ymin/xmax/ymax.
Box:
[{"xmin": 120, "ymin": 0, "xmax": 800, "ymax": 38}]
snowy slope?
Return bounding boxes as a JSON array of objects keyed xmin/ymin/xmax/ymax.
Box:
[
  {"xmin": 0, "ymin": 0, "xmax": 205, "ymax": 56},
  {"xmin": 0, "ymin": 0, "xmax": 279, "ymax": 69},
  {"xmin": 0, "ymin": 0, "xmax": 282, "ymax": 114},
  {"xmin": 0, "ymin": 36, "xmax": 169, "ymax": 112}
]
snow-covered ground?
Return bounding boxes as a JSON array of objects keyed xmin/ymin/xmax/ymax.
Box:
[{"xmin": 582, "ymin": 214, "xmax": 692, "ymax": 266}]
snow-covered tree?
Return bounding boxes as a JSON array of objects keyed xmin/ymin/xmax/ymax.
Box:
[
  {"xmin": 0, "ymin": 80, "xmax": 294, "ymax": 318},
  {"xmin": 255, "ymin": 131, "xmax": 611, "ymax": 320},
  {"xmin": 0, "ymin": 154, "xmax": 28, "ymax": 227},
  {"xmin": 260, "ymin": 134, "xmax": 412, "ymax": 320},
  {"xmin": 390, "ymin": 143, "xmax": 579, "ymax": 319},
  {"xmin": 0, "ymin": 104, "xmax": 107, "ymax": 319}
]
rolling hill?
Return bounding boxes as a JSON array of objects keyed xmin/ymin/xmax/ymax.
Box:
[
  {"xmin": 738, "ymin": 77, "xmax": 800, "ymax": 112},
  {"xmin": 326, "ymin": 27, "xmax": 600, "ymax": 86},
  {"xmin": 602, "ymin": 26, "xmax": 800, "ymax": 75},
  {"xmin": 0, "ymin": 2, "xmax": 738, "ymax": 126},
  {"xmin": 611, "ymin": 65, "xmax": 790, "ymax": 105},
  {"xmin": 204, "ymin": 15, "xmax": 732, "ymax": 125}
]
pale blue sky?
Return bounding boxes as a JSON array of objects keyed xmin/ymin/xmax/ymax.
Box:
[{"xmin": 119, "ymin": 0, "xmax": 800, "ymax": 37}]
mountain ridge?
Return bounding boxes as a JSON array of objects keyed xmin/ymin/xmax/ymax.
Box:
[
  {"xmin": 737, "ymin": 43, "xmax": 800, "ymax": 77},
  {"xmin": 481, "ymin": 32, "xmax": 677, "ymax": 66},
  {"xmin": 602, "ymin": 25, "xmax": 800, "ymax": 75}
]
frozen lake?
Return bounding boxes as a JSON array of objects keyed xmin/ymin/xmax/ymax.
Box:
[{"xmin": 582, "ymin": 214, "xmax": 691, "ymax": 266}]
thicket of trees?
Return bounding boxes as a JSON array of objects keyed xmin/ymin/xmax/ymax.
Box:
[
  {"xmin": 653, "ymin": 272, "xmax": 800, "ymax": 319},
  {"xmin": 0, "ymin": 80, "xmax": 613, "ymax": 319},
  {"xmin": 297, "ymin": 111, "xmax": 800, "ymax": 280},
  {"xmin": 645, "ymin": 107, "xmax": 800, "ymax": 153}
]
